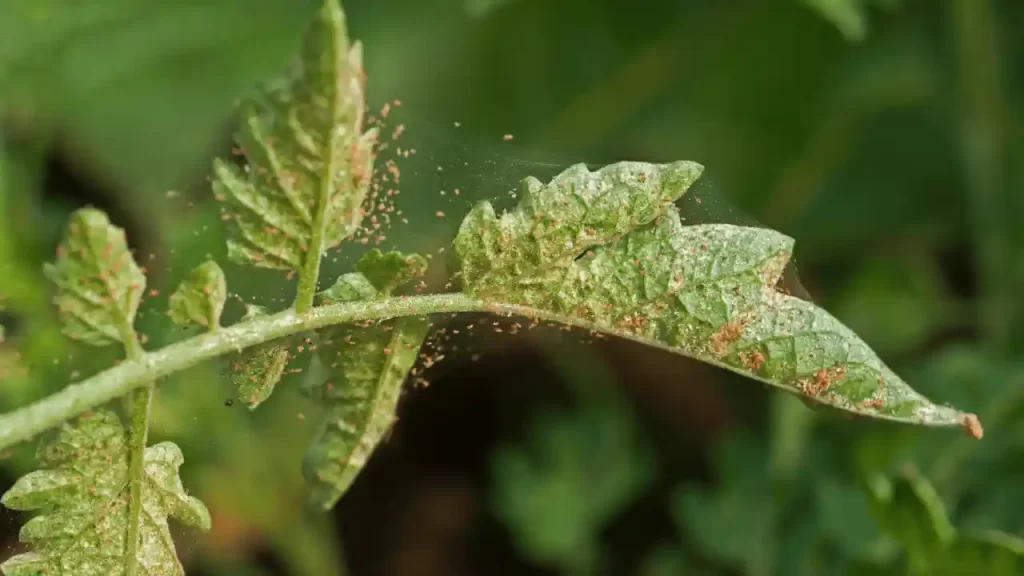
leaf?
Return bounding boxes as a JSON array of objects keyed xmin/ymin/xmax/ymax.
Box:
[
  {"xmin": 232, "ymin": 305, "xmax": 294, "ymax": 410},
  {"xmin": 864, "ymin": 469, "xmax": 1024, "ymax": 575},
  {"xmin": 168, "ymin": 260, "xmax": 227, "ymax": 329},
  {"xmin": 493, "ymin": 403, "xmax": 654, "ymax": 572},
  {"xmin": 937, "ymin": 532, "xmax": 1024, "ymax": 576},
  {"xmin": 453, "ymin": 161, "xmax": 977, "ymax": 429},
  {"xmin": 815, "ymin": 478, "xmax": 884, "ymax": 558},
  {"xmin": 355, "ymin": 249, "xmax": 428, "ymax": 294},
  {"xmin": 0, "ymin": 410, "xmax": 210, "ymax": 576},
  {"xmin": 799, "ymin": 0, "xmax": 902, "ymax": 43},
  {"xmin": 212, "ymin": 0, "xmax": 376, "ymax": 271},
  {"xmin": 43, "ymin": 208, "xmax": 144, "ymax": 347},
  {"xmin": 0, "ymin": 0, "xmax": 321, "ymax": 193},
  {"xmin": 674, "ymin": 434, "xmax": 777, "ymax": 571},
  {"xmin": 464, "ymin": 0, "xmax": 519, "ymax": 19},
  {"xmin": 303, "ymin": 251, "xmax": 429, "ymax": 510}
]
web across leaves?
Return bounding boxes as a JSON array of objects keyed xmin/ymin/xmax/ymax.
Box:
[
  {"xmin": 454, "ymin": 161, "xmax": 979, "ymax": 430},
  {"xmin": 1, "ymin": 411, "xmax": 210, "ymax": 576}
]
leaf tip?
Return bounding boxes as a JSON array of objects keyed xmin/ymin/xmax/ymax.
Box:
[{"xmin": 661, "ymin": 160, "xmax": 704, "ymax": 199}]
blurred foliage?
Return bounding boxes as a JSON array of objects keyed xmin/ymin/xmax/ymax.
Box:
[
  {"xmin": 2, "ymin": 0, "xmax": 1023, "ymax": 574},
  {"xmin": 493, "ymin": 344, "xmax": 656, "ymax": 575}
]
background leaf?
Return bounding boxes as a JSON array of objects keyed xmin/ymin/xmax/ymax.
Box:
[{"xmin": 0, "ymin": 0, "xmax": 320, "ymax": 194}]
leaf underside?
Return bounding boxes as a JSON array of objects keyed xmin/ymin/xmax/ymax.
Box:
[
  {"xmin": 0, "ymin": 411, "xmax": 210, "ymax": 576},
  {"xmin": 303, "ymin": 252, "xmax": 429, "ymax": 510},
  {"xmin": 43, "ymin": 208, "xmax": 145, "ymax": 347},
  {"xmin": 231, "ymin": 305, "xmax": 298, "ymax": 410},
  {"xmin": 454, "ymin": 160, "xmax": 976, "ymax": 429},
  {"xmin": 211, "ymin": 0, "xmax": 375, "ymax": 271}
]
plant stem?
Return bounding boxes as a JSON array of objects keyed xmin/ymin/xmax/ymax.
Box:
[
  {"xmin": 950, "ymin": 0, "xmax": 1012, "ymax": 354},
  {"xmin": 124, "ymin": 384, "xmax": 152, "ymax": 576},
  {"xmin": 117, "ymin": 326, "xmax": 150, "ymax": 576},
  {"xmin": 0, "ymin": 290, "xmax": 974, "ymax": 453},
  {"xmin": 0, "ymin": 294, "xmax": 482, "ymax": 451}
]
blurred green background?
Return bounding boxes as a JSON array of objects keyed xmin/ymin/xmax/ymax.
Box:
[{"xmin": 1, "ymin": 0, "xmax": 1023, "ymax": 574}]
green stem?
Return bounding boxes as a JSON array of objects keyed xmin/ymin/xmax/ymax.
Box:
[
  {"xmin": 950, "ymin": 0, "xmax": 1011, "ymax": 353},
  {"xmin": 0, "ymin": 290, "xmax": 974, "ymax": 453},
  {"xmin": 0, "ymin": 294, "xmax": 482, "ymax": 451},
  {"xmin": 118, "ymin": 328, "xmax": 150, "ymax": 576}
]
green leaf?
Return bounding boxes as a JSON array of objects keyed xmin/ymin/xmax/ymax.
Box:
[
  {"xmin": 167, "ymin": 260, "xmax": 227, "ymax": 330},
  {"xmin": 318, "ymin": 272, "xmax": 377, "ymax": 304},
  {"xmin": 0, "ymin": 0, "xmax": 320, "ymax": 193},
  {"xmin": 453, "ymin": 161, "xmax": 976, "ymax": 429},
  {"xmin": 0, "ymin": 410, "xmax": 209, "ymax": 576},
  {"xmin": 493, "ymin": 403, "xmax": 654, "ymax": 573},
  {"xmin": 43, "ymin": 208, "xmax": 145, "ymax": 347},
  {"xmin": 212, "ymin": 0, "xmax": 375, "ymax": 272},
  {"xmin": 863, "ymin": 469, "xmax": 1024, "ymax": 575},
  {"xmin": 799, "ymin": 0, "xmax": 902, "ymax": 43},
  {"xmin": 674, "ymin": 434, "xmax": 777, "ymax": 572},
  {"xmin": 937, "ymin": 532, "xmax": 1024, "ymax": 576},
  {"xmin": 876, "ymin": 470, "xmax": 955, "ymax": 563},
  {"xmin": 232, "ymin": 305, "xmax": 293, "ymax": 410},
  {"xmin": 355, "ymin": 249, "xmax": 428, "ymax": 294},
  {"xmin": 303, "ymin": 251, "xmax": 430, "ymax": 510}
]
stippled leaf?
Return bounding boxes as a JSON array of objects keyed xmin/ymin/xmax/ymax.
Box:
[
  {"xmin": 43, "ymin": 208, "xmax": 144, "ymax": 347},
  {"xmin": 356, "ymin": 249, "xmax": 428, "ymax": 294},
  {"xmin": 0, "ymin": 411, "xmax": 209, "ymax": 576},
  {"xmin": 232, "ymin": 305, "xmax": 294, "ymax": 409},
  {"xmin": 454, "ymin": 161, "xmax": 977, "ymax": 430},
  {"xmin": 168, "ymin": 260, "xmax": 227, "ymax": 330},
  {"xmin": 212, "ymin": 0, "xmax": 376, "ymax": 271},
  {"xmin": 303, "ymin": 251, "xmax": 429, "ymax": 509}
]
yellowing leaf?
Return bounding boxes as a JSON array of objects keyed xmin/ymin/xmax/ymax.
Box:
[
  {"xmin": 43, "ymin": 208, "xmax": 144, "ymax": 347},
  {"xmin": 1, "ymin": 411, "xmax": 209, "ymax": 576},
  {"xmin": 167, "ymin": 260, "xmax": 227, "ymax": 330},
  {"xmin": 303, "ymin": 251, "xmax": 429, "ymax": 509},
  {"xmin": 212, "ymin": 0, "xmax": 375, "ymax": 272},
  {"xmin": 454, "ymin": 161, "xmax": 977, "ymax": 429}
]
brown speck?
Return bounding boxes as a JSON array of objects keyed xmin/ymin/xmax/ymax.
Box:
[
  {"xmin": 503, "ymin": 134, "xmax": 514, "ymax": 141},
  {"xmin": 961, "ymin": 413, "xmax": 983, "ymax": 439},
  {"xmin": 710, "ymin": 318, "xmax": 747, "ymax": 355},
  {"xmin": 739, "ymin": 350, "xmax": 766, "ymax": 371}
]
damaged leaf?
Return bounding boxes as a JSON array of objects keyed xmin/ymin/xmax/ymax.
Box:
[
  {"xmin": 212, "ymin": 0, "xmax": 376, "ymax": 272},
  {"xmin": 1, "ymin": 411, "xmax": 209, "ymax": 576},
  {"xmin": 454, "ymin": 161, "xmax": 978, "ymax": 430},
  {"xmin": 168, "ymin": 260, "xmax": 227, "ymax": 330},
  {"xmin": 303, "ymin": 251, "xmax": 429, "ymax": 509},
  {"xmin": 232, "ymin": 305, "xmax": 296, "ymax": 410},
  {"xmin": 43, "ymin": 208, "xmax": 145, "ymax": 347}
]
